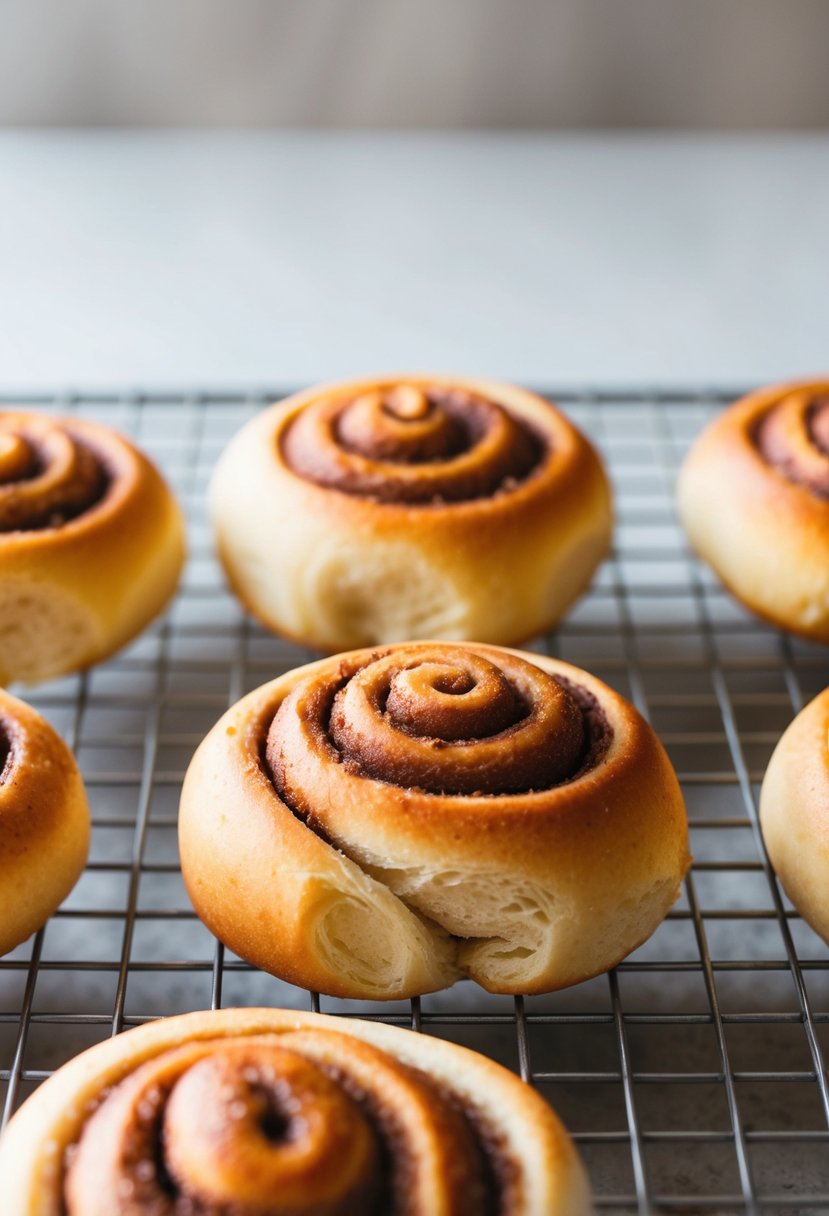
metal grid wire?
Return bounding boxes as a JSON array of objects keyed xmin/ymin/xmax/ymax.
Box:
[{"xmin": 1, "ymin": 386, "xmax": 828, "ymax": 1215}]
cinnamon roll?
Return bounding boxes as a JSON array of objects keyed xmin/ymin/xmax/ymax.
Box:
[
  {"xmin": 179, "ymin": 642, "xmax": 689, "ymax": 999},
  {"xmin": 760, "ymin": 687, "xmax": 829, "ymax": 942},
  {"xmin": 0, "ymin": 689, "xmax": 89, "ymax": 955},
  {"xmin": 677, "ymin": 380, "xmax": 829, "ymax": 642},
  {"xmin": 0, "ymin": 411, "xmax": 185, "ymax": 684},
  {"xmin": 210, "ymin": 376, "xmax": 612, "ymax": 650},
  {"xmin": 0, "ymin": 1008, "xmax": 592, "ymax": 1216}
]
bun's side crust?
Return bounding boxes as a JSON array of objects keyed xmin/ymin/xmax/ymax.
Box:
[{"xmin": 760, "ymin": 688, "xmax": 829, "ymax": 941}]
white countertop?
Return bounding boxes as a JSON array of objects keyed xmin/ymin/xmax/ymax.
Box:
[{"xmin": 0, "ymin": 131, "xmax": 827, "ymax": 390}]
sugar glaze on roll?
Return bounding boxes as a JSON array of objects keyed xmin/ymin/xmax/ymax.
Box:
[
  {"xmin": 180, "ymin": 642, "xmax": 689, "ymax": 1000},
  {"xmin": 210, "ymin": 376, "xmax": 612, "ymax": 650}
]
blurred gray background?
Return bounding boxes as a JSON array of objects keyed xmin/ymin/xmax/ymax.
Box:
[
  {"xmin": 0, "ymin": 0, "xmax": 827, "ymax": 387},
  {"xmin": 2, "ymin": 0, "xmax": 829, "ymax": 128}
]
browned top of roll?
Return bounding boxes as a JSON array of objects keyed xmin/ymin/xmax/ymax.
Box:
[
  {"xmin": 267, "ymin": 643, "xmax": 612, "ymax": 804},
  {"xmin": 754, "ymin": 388, "xmax": 829, "ymax": 498},
  {"xmin": 281, "ymin": 382, "xmax": 544, "ymax": 504},
  {"xmin": 0, "ymin": 414, "xmax": 110, "ymax": 531}
]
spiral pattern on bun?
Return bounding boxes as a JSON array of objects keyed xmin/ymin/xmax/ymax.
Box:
[
  {"xmin": 271, "ymin": 645, "xmax": 602, "ymax": 802},
  {"xmin": 0, "ymin": 689, "xmax": 90, "ymax": 956},
  {"xmin": 210, "ymin": 376, "xmax": 612, "ymax": 650},
  {"xmin": 0, "ymin": 1009, "xmax": 592, "ymax": 1216},
  {"xmin": 283, "ymin": 383, "xmax": 541, "ymax": 503},
  {"xmin": 0, "ymin": 411, "xmax": 185, "ymax": 684},
  {"xmin": 180, "ymin": 642, "xmax": 688, "ymax": 1000},
  {"xmin": 678, "ymin": 380, "xmax": 829, "ymax": 643}
]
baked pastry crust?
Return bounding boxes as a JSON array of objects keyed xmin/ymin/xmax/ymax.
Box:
[
  {"xmin": 677, "ymin": 379, "xmax": 829, "ymax": 642},
  {"xmin": 760, "ymin": 687, "xmax": 829, "ymax": 942},
  {"xmin": 210, "ymin": 375, "xmax": 612, "ymax": 650},
  {"xmin": 0, "ymin": 411, "xmax": 186, "ymax": 683},
  {"xmin": 179, "ymin": 642, "xmax": 689, "ymax": 999},
  {"xmin": 0, "ymin": 1007, "xmax": 593, "ymax": 1216},
  {"xmin": 0, "ymin": 689, "xmax": 89, "ymax": 956}
]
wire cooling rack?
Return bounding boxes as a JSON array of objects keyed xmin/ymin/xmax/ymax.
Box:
[{"xmin": 1, "ymin": 386, "xmax": 828, "ymax": 1216}]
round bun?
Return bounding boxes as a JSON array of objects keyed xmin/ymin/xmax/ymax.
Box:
[
  {"xmin": 0, "ymin": 411, "xmax": 186, "ymax": 684},
  {"xmin": 210, "ymin": 375, "xmax": 612, "ymax": 650},
  {"xmin": 760, "ymin": 687, "xmax": 829, "ymax": 941},
  {"xmin": 0, "ymin": 689, "xmax": 90, "ymax": 955},
  {"xmin": 180, "ymin": 641, "xmax": 689, "ymax": 1000},
  {"xmin": 0, "ymin": 1006, "xmax": 592, "ymax": 1216},
  {"xmin": 677, "ymin": 380, "xmax": 829, "ymax": 642}
]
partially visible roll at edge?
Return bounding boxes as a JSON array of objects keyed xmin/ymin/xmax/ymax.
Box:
[
  {"xmin": 760, "ymin": 687, "xmax": 829, "ymax": 942},
  {"xmin": 0, "ymin": 689, "xmax": 90, "ymax": 956},
  {"xmin": 0, "ymin": 412, "xmax": 186, "ymax": 685},
  {"xmin": 0, "ymin": 1007, "xmax": 593, "ymax": 1216},
  {"xmin": 677, "ymin": 380, "xmax": 829, "ymax": 643}
]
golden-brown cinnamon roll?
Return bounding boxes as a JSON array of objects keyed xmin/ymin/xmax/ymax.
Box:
[
  {"xmin": 179, "ymin": 642, "xmax": 689, "ymax": 999},
  {"xmin": 0, "ymin": 689, "xmax": 89, "ymax": 955},
  {"xmin": 760, "ymin": 687, "xmax": 829, "ymax": 942},
  {"xmin": 0, "ymin": 1008, "xmax": 592, "ymax": 1216},
  {"xmin": 210, "ymin": 376, "xmax": 611, "ymax": 650},
  {"xmin": 677, "ymin": 380, "xmax": 829, "ymax": 642},
  {"xmin": 0, "ymin": 411, "xmax": 186, "ymax": 684}
]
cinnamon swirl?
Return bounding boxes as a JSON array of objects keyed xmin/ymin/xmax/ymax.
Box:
[
  {"xmin": 210, "ymin": 376, "xmax": 612, "ymax": 650},
  {"xmin": 179, "ymin": 642, "xmax": 689, "ymax": 999},
  {"xmin": 677, "ymin": 380, "xmax": 829, "ymax": 642},
  {"xmin": 0, "ymin": 411, "xmax": 185, "ymax": 683},
  {"xmin": 0, "ymin": 1008, "xmax": 591, "ymax": 1216}
]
